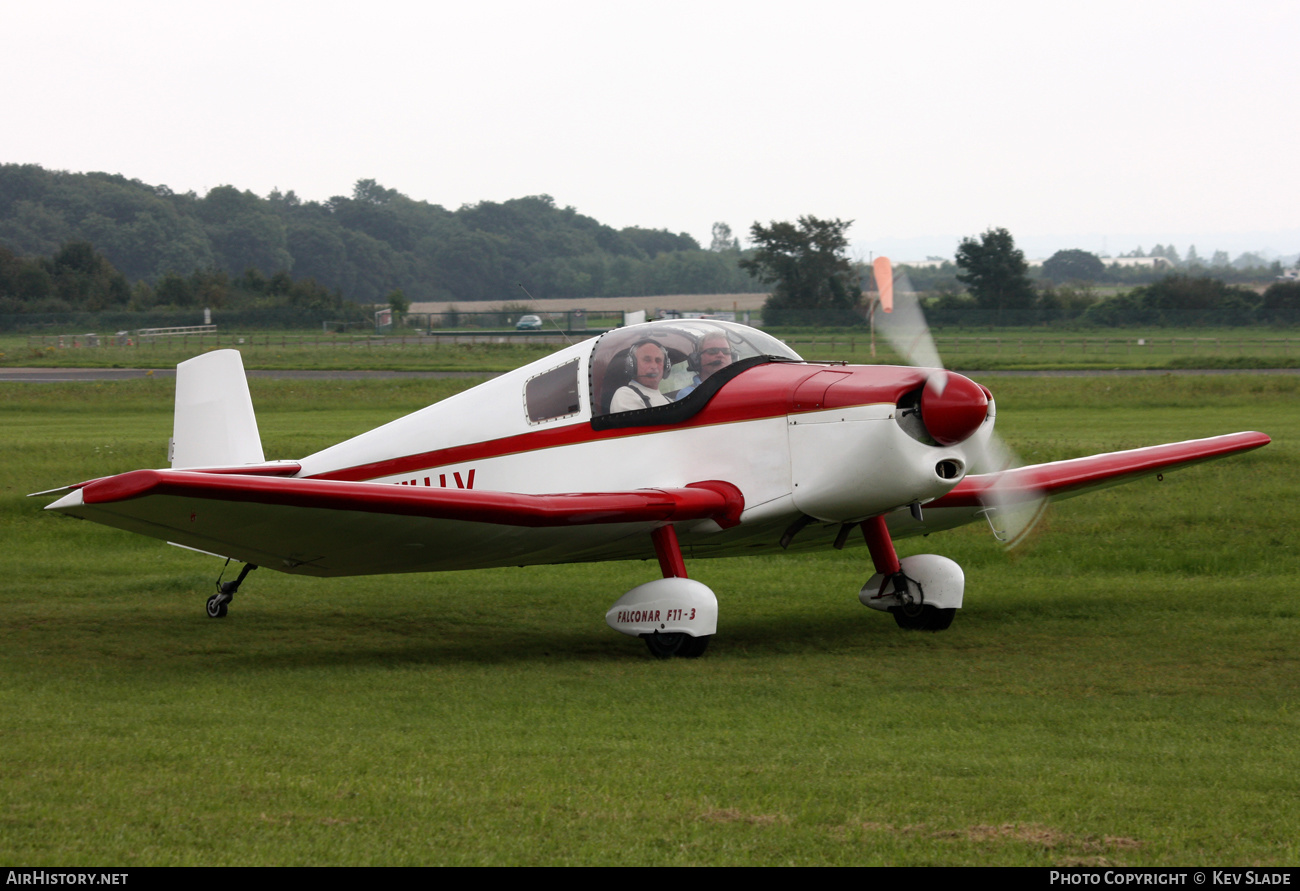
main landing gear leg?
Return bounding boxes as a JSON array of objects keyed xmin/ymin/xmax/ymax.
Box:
[
  {"xmin": 642, "ymin": 525, "xmax": 709, "ymax": 658},
  {"xmin": 207, "ymin": 563, "xmax": 257, "ymax": 619},
  {"xmin": 651, "ymin": 524, "xmax": 688, "ymax": 580},
  {"xmin": 859, "ymin": 516, "xmax": 954, "ymax": 631}
]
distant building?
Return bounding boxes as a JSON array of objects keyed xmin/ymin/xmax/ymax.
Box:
[
  {"xmin": 901, "ymin": 256, "xmax": 1174, "ymax": 270},
  {"xmin": 1104, "ymin": 257, "xmax": 1173, "ymax": 269}
]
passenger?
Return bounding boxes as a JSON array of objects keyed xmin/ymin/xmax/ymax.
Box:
[
  {"xmin": 610, "ymin": 340, "xmax": 672, "ymax": 412},
  {"xmin": 676, "ymin": 331, "xmax": 735, "ymax": 399}
]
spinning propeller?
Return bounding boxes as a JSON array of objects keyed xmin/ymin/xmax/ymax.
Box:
[{"xmin": 871, "ymin": 258, "xmax": 1048, "ymax": 547}]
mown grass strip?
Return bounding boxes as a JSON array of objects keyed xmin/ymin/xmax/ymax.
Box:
[
  {"xmin": 4, "ymin": 326, "xmax": 1299, "ymax": 373},
  {"xmin": 1, "ymin": 374, "xmax": 1295, "ymax": 864}
]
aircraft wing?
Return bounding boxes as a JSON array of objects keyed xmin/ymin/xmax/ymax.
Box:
[
  {"xmin": 894, "ymin": 431, "xmax": 1271, "ymax": 539},
  {"xmin": 934, "ymin": 431, "xmax": 1271, "ymax": 508},
  {"xmin": 43, "ymin": 471, "xmax": 744, "ymax": 577}
]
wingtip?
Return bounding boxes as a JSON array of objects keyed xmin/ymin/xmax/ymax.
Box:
[{"xmin": 44, "ymin": 488, "xmax": 86, "ymax": 512}]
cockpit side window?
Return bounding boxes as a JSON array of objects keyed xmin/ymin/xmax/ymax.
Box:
[{"xmin": 524, "ymin": 359, "xmax": 582, "ymax": 424}]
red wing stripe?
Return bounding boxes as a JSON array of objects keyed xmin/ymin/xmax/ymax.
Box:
[
  {"xmin": 79, "ymin": 470, "xmax": 743, "ymax": 528},
  {"xmin": 931, "ymin": 431, "xmax": 1271, "ymax": 508}
]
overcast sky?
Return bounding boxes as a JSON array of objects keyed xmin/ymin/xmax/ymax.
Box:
[{"xmin": 5, "ymin": 0, "xmax": 1297, "ymax": 259}]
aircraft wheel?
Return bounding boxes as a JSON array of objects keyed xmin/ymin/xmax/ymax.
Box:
[
  {"xmin": 206, "ymin": 594, "xmax": 229, "ymax": 619},
  {"xmin": 676, "ymin": 634, "xmax": 710, "ymax": 658},
  {"xmin": 643, "ymin": 632, "xmax": 710, "ymax": 659},
  {"xmin": 891, "ymin": 605, "xmax": 954, "ymax": 631}
]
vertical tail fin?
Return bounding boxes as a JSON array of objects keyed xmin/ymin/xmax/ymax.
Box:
[{"xmin": 170, "ymin": 350, "xmax": 265, "ymax": 469}]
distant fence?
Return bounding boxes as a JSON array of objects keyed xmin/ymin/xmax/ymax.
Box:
[
  {"xmin": 398, "ymin": 310, "xmax": 619, "ymax": 331},
  {"xmin": 782, "ymin": 334, "xmax": 1298, "ymax": 360},
  {"xmin": 135, "ymin": 325, "xmax": 218, "ymax": 343},
  {"xmin": 25, "ymin": 330, "xmax": 597, "ymax": 351},
  {"xmin": 0, "ymin": 308, "xmax": 362, "ymax": 333},
  {"xmin": 27, "ymin": 331, "xmax": 1296, "ymax": 361}
]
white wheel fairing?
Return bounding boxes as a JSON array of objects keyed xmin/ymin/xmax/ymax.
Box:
[
  {"xmin": 859, "ymin": 554, "xmax": 965, "ymax": 612},
  {"xmin": 606, "ymin": 577, "xmax": 718, "ymax": 638}
]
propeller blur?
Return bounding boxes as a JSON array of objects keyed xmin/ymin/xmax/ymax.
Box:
[{"xmin": 876, "ymin": 262, "xmax": 1046, "ymax": 544}]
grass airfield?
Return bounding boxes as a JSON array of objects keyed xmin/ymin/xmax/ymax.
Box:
[
  {"xmin": 2, "ymin": 373, "xmax": 1297, "ymax": 866},
  {"xmin": 5, "ymin": 325, "xmax": 1300, "ymax": 373}
]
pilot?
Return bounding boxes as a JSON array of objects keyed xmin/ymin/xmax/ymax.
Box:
[
  {"xmin": 675, "ymin": 331, "xmax": 735, "ymax": 399},
  {"xmin": 610, "ymin": 340, "xmax": 672, "ymax": 412}
]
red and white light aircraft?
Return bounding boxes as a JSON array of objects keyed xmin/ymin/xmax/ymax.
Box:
[{"xmin": 38, "ymin": 304, "xmax": 1269, "ymax": 658}]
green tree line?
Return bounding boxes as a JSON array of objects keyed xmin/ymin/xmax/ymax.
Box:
[
  {"xmin": 919, "ymin": 277, "xmax": 1300, "ymax": 328},
  {"xmin": 921, "ymin": 233, "xmax": 1298, "ymax": 328},
  {"xmin": 0, "ymin": 165, "xmax": 759, "ymax": 304},
  {"xmin": 750, "ymin": 222, "xmax": 1299, "ymax": 328},
  {"xmin": 0, "ymin": 239, "xmax": 365, "ymax": 324}
]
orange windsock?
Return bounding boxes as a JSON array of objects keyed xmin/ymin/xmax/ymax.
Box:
[{"xmin": 873, "ymin": 256, "xmax": 893, "ymax": 313}]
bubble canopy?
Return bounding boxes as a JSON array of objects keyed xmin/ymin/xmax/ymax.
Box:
[{"xmin": 589, "ymin": 320, "xmax": 803, "ymax": 418}]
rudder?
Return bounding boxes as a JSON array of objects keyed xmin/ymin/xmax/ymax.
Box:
[{"xmin": 170, "ymin": 350, "xmax": 265, "ymax": 468}]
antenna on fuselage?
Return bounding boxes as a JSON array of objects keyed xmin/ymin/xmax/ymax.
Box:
[{"xmin": 517, "ymin": 282, "xmax": 574, "ymax": 346}]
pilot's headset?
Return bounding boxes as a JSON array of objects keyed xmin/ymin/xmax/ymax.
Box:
[
  {"xmin": 623, "ymin": 339, "xmax": 671, "ymax": 378},
  {"xmin": 687, "ymin": 330, "xmax": 739, "ymax": 374}
]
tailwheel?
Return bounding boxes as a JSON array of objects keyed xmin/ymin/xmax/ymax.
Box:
[
  {"xmin": 207, "ymin": 562, "xmax": 257, "ymax": 619},
  {"xmin": 891, "ymin": 603, "xmax": 955, "ymax": 631},
  {"xmin": 643, "ymin": 631, "xmax": 711, "ymax": 659},
  {"xmin": 206, "ymin": 592, "xmax": 230, "ymax": 619}
]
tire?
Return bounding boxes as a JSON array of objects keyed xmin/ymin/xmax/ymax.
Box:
[
  {"xmin": 676, "ymin": 635, "xmax": 711, "ymax": 658},
  {"xmin": 643, "ymin": 632, "xmax": 710, "ymax": 659},
  {"xmin": 891, "ymin": 605, "xmax": 954, "ymax": 631}
]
